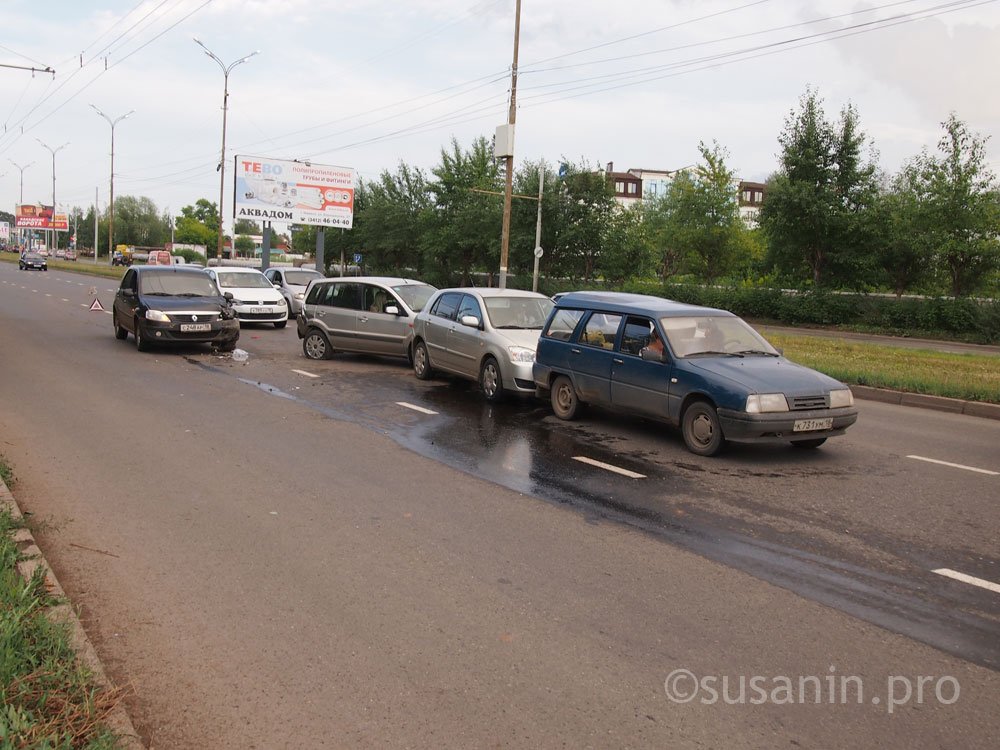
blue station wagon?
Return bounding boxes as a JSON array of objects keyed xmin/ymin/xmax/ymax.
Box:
[{"xmin": 532, "ymin": 292, "xmax": 859, "ymax": 456}]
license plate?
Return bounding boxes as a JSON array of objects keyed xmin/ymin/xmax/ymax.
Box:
[
  {"xmin": 180, "ymin": 323, "xmax": 211, "ymax": 332},
  {"xmin": 250, "ymin": 307, "xmax": 267, "ymax": 313},
  {"xmin": 793, "ymin": 418, "xmax": 833, "ymax": 432}
]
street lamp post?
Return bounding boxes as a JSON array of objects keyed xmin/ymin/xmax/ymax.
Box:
[
  {"xmin": 9, "ymin": 160, "xmax": 33, "ymax": 250},
  {"xmin": 194, "ymin": 38, "xmax": 259, "ymax": 260},
  {"xmin": 90, "ymin": 105, "xmax": 134, "ymax": 263},
  {"xmin": 36, "ymin": 139, "xmax": 69, "ymax": 252}
]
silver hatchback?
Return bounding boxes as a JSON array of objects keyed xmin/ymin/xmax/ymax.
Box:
[
  {"xmin": 411, "ymin": 287, "xmax": 554, "ymax": 402},
  {"xmin": 296, "ymin": 276, "xmax": 437, "ymax": 361}
]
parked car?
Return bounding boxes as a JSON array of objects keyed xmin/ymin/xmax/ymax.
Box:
[
  {"xmin": 263, "ymin": 267, "xmax": 324, "ymax": 317},
  {"xmin": 112, "ymin": 266, "xmax": 240, "ymax": 352},
  {"xmin": 411, "ymin": 288, "xmax": 554, "ymax": 402},
  {"xmin": 146, "ymin": 250, "xmax": 173, "ymax": 265},
  {"xmin": 296, "ymin": 276, "xmax": 437, "ymax": 361},
  {"xmin": 206, "ymin": 267, "xmax": 288, "ymax": 328},
  {"xmin": 54, "ymin": 249, "xmax": 66, "ymax": 259},
  {"xmin": 19, "ymin": 252, "xmax": 47, "ymax": 271},
  {"xmin": 64, "ymin": 249, "xmax": 77, "ymax": 261},
  {"xmin": 533, "ymin": 292, "xmax": 859, "ymax": 456}
]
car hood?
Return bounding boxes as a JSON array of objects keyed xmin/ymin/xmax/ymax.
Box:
[
  {"xmin": 491, "ymin": 328, "xmax": 544, "ymax": 350},
  {"xmin": 222, "ymin": 285, "xmax": 285, "ymax": 302},
  {"xmin": 686, "ymin": 355, "xmax": 845, "ymax": 396}
]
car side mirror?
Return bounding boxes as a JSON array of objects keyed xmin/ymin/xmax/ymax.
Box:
[
  {"xmin": 224, "ymin": 292, "xmax": 234, "ymax": 302},
  {"xmin": 385, "ymin": 305, "xmax": 400, "ymax": 316},
  {"xmin": 460, "ymin": 314, "xmax": 481, "ymax": 329},
  {"xmin": 122, "ymin": 288, "xmax": 136, "ymax": 299},
  {"xmin": 273, "ymin": 282, "xmax": 281, "ymax": 289}
]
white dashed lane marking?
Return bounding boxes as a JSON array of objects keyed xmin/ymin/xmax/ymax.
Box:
[
  {"xmin": 906, "ymin": 455, "xmax": 998, "ymax": 476},
  {"xmin": 291, "ymin": 369, "xmax": 320, "ymax": 378},
  {"xmin": 396, "ymin": 402, "xmax": 438, "ymax": 415},
  {"xmin": 573, "ymin": 456, "xmax": 646, "ymax": 479},
  {"xmin": 933, "ymin": 568, "xmax": 1000, "ymax": 595}
]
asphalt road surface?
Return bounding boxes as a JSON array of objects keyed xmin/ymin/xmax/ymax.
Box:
[{"xmin": 1, "ymin": 261, "xmax": 998, "ymax": 748}]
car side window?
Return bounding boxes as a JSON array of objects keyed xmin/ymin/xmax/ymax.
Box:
[
  {"xmin": 329, "ymin": 283, "xmax": 363, "ymax": 310},
  {"xmin": 431, "ymin": 292, "xmax": 463, "ymax": 321},
  {"xmin": 621, "ymin": 316, "xmax": 656, "ymax": 356},
  {"xmin": 305, "ymin": 282, "xmax": 327, "ymax": 306},
  {"xmin": 363, "ymin": 284, "xmax": 392, "ymax": 313},
  {"xmin": 578, "ymin": 313, "xmax": 621, "ymax": 350},
  {"xmin": 542, "ymin": 308, "xmax": 585, "ymax": 341},
  {"xmin": 456, "ymin": 294, "xmax": 482, "ymax": 322}
]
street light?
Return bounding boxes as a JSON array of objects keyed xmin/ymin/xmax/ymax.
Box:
[
  {"xmin": 90, "ymin": 105, "xmax": 134, "ymax": 263},
  {"xmin": 9, "ymin": 161, "xmax": 33, "ymax": 250},
  {"xmin": 36, "ymin": 138, "xmax": 69, "ymax": 252},
  {"xmin": 194, "ymin": 38, "xmax": 259, "ymax": 259}
]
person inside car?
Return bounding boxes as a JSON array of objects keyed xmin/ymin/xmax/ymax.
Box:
[{"xmin": 640, "ymin": 326, "xmax": 665, "ymax": 359}]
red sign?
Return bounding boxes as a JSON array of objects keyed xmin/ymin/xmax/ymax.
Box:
[{"xmin": 15, "ymin": 204, "xmax": 68, "ymax": 231}]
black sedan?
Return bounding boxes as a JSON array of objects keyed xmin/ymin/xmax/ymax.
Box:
[
  {"xmin": 112, "ymin": 266, "xmax": 240, "ymax": 352},
  {"xmin": 18, "ymin": 252, "xmax": 47, "ymax": 271}
]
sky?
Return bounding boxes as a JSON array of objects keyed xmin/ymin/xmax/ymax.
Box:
[{"xmin": 1, "ymin": 0, "xmax": 998, "ymax": 237}]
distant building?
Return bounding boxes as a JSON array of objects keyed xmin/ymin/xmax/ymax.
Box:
[
  {"xmin": 605, "ymin": 162, "xmax": 643, "ymax": 207},
  {"xmin": 738, "ymin": 180, "xmax": 766, "ymax": 229}
]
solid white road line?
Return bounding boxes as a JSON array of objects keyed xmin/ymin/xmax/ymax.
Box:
[
  {"xmin": 906, "ymin": 455, "xmax": 998, "ymax": 476},
  {"xmin": 396, "ymin": 401, "xmax": 438, "ymax": 415},
  {"xmin": 573, "ymin": 456, "xmax": 646, "ymax": 479},
  {"xmin": 291, "ymin": 369, "xmax": 320, "ymax": 378},
  {"xmin": 933, "ymin": 568, "xmax": 1000, "ymax": 595}
]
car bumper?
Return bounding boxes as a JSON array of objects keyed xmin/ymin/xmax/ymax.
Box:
[
  {"xmin": 716, "ymin": 406, "xmax": 859, "ymax": 443},
  {"xmin": 507, "ymin": 360, "xmax": 538, "ymax": 393},
  {"xmin": 139, "ymin": 319, "xmax": 240, "ymax": 346}
]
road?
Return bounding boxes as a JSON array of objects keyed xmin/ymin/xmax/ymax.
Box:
[{"xmin": 1, "ymin": 261, "xmax": 998, "ymax": 748}]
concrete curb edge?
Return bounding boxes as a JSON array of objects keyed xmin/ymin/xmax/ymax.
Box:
[
  {"xmin": 0, "ymin": 476, "xmax": 144, "ymax": 749},
  {"xmin": 851, "ymin": 384, "xmax": 1000, "ymax": 420}
]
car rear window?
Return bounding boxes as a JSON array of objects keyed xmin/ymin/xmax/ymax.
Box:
[{"xmin": 392, "ymin": 284, "xmax": 437, "ymax": 312}]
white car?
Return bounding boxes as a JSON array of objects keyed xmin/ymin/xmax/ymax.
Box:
[
  {"xmin": 263, "ymin": 267, "xmax": 324, "ymax": 317},
  {"xmin": 206, "ymin": 267, "xmax": 288, "ymax": 328}
]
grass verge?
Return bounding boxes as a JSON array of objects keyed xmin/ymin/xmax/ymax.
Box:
[
  {"xmin": 768, "ymin": 333, "xmax": 1000, "ymax": 404},
  {"xmin": 0, "ymin": 456, "xmax": 125, "ymax": 748},
  {"xmin": 0, "ymin": 253, "xmax": 125, "ymax": 281}
]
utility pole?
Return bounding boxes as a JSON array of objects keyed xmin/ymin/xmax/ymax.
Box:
[
  {"xmin": 532, "ymin": 166, "xmax": 544, "ymax": 292},
  {"xmin": 9, "ymin": 160, "xmax": 33, "ymax": 250},
  {"xmin": 90, "ymin": 105, "xmax": 134, "ymax": 264},
  {"xmin": 498, "ymin": 0, "xmax": 522, "ymax": 290},
  {"xmin": 36, "ymin": 139, "xmax": 68, "ymax": 253},
  {"xmin": 194, "ymin": 39, "xmax": 259, "ymax": 260},
  {"xmin": 94, "ymin": 187, "xmax": 99, "ymax": 265}
]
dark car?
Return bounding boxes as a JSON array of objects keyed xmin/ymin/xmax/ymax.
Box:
[
  {"xmin": 19, "ymin": 252, "xmax": 47, "ymax": 271},
  {"xmin": 112, "ymin": 266, "xmax": 240, "ymax": 352},
  {"xmin": 533, "ymin": 292, "xmax": 858, "ymax": 456}
]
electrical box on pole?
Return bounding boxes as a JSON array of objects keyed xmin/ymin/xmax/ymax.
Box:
[{"xmin": 494, "ymin": 124, "xmax": 515, "ymax": 159}]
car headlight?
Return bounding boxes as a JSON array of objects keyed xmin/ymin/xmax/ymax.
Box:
[
  {"xmin": 145, "ymin": 309, "xmax": 171, "ymax": 322},
  {"xmin": 507, "ymin": 346, "xmax": 536, "ymax": 363},
  {"xmin": 745, "ymin": 393, "xmax": 789, "ymax": 413},
  {"xmin": 829, "ymin": 388, "xmax": 854, "ymax": 408}
]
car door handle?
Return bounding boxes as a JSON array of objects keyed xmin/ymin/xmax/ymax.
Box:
[
  {"xmin": 613, "ymin": 358, "xmax": 624, "ymax": 364},
  {"xmin": 571, "ymin": 348, "xmax": 581, "ymax": 354},
  {"xmin": 359, "ymin": 315, "xmax": 368, "ymax": 323}
]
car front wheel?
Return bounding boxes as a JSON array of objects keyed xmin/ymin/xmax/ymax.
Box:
[
  {"xmin": 413, "ymin": 340, "xmax": 432, "ymax": 380},
  {"xmin": 681, "ymin": 400, "xmax": 725, "ymax": 456},
  {"xmin": 480, "ymin": 356, "xmax": 504, "ymax": 403},
  {"xmin": 113, "ymin": 311, "xmax": 128, "ymax": 340},
  {"xmin": 134, "ymin": 319, "xmax": 150, "ymax": 352},
  {"xmin": 550, "ymin": 375, "xmax": 579, "ymax": 420},
  {"xmin": 303, "ymin": 329, "xmax": 333, "ymax": 360}
]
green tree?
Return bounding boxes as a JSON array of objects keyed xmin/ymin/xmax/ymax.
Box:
[
  {"xmin": 175, "ymin": 199, "xmax": 220, "ymax": 254},
  {"xmin": 911, "ymin": 114, "xmax": 1000, "ymax": 296},
  {"xmin": 234, "ymin": 235, "xmax": 255, "ymax": 257},
  {"xmin": 361, "ymin": 162, "xmax": 433, "ymax": 274},
  {"xmin": 599, "ymin": 203, "xmax": 654, "ymax": 284},
  {"xmin": 424, "ymin": 136, "xmax": 503, "ymax": 285},
  {"xmin": 550, "ymin": 161, "xmax": 616, "ymax": 282},
  {"xmin": 233, "ymin": 218, "xmax": 261, "ymax": 235},
  {"xmin": 760, "ymin": 89, "xmax": 879, "ymax": 287},
  {"xmin": 871, "ymin": 167, "xmax": 934, "ymax": 297},
  {"xmin": 115, "ymin": 196, "xmax": 170, "ymax": 247}
]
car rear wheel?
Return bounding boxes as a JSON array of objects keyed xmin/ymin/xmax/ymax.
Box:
[
  {"xmin": 551, "ymin": 375, "xmax": 580, "ymax": 420},
  {"xmin": 480, "ymin": 356, "xmax": 504, "ymax": 403},
  {"xmin": 113, "ymin": 311, "xmax": 128, "ymax": 340},
  {"xmin": 134, "ymin": 319, "xmax": 150, "ymax": 352},
  {"xmin": 303, "ymin": 329, "xmax": 333, "ymax": 360},
  {"xmin": 413, "ymin": 340, "xmax": 433, "ymax": 380},
  {"xmin": 218, "ymin": 341, "xmax": 237, "ymax": 353},
  {"xmin": 681, "ymin": 400, "xmax": 725, "ymax": 456},
  {"xmin": 791, "ymin": 438, "xmax": 827, "ymax": 449},
  {"xmin": 274, "ymin": 320, "xmax": 287, "ymax": 329}
]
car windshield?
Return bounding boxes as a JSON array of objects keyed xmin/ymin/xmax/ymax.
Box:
[
  {"xmin": 660, "ymin": 315, "xmax": 778, "ymax": 358},
  {"xmin": 284, "ymin": 270, "xmax": 322, "ymax": 285},
  {"xmin": 139, "ymin": 272, "xmax": 219, "ymax": 296},
  {"xmin": 484, "ymin": 296, "xmax": 554, "ymax": 329},
  {"xmin": 216, "ymin": 271, "xmax": 272, "ymax": 289},
  {"xmin": 392, "ymin": 283, "xmax": 436, "ymax": 312}
]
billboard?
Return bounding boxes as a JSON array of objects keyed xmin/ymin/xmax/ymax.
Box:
[
  {"xmin": 15, "ymin": 204, "xmax": 68, "ymax": 231},
  {"xmin": 233, "ymin": 155, "xmax": 355, "ymax": 229}
]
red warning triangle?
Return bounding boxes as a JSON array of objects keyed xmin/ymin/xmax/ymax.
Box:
[{"xmin": 89, "ymin": 297, "xmax": 106, "ymax": 312}]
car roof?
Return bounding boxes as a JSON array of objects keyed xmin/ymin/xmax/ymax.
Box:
[
  {"xmin": 312, "ymin": 276, "xmax": 428, "ymax": 286},
  {"xmin": 435, "ymin": 287, "xmax": 550, "ymax": 299},
  {"xmin": 554, "ymin": 291, "xmax": 734, "ymax": 318},
  {"xmin": 212, "ymin": 266, "xmax": 266, "ymax": 273},
  {"xmin": 131, "ymin": 265, "xmax": 206, "ymax": 274}
]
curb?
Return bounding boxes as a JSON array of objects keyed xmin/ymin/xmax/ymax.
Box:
[
  {"xmin": 0, "ymin": 476, "xmax": 144, "ymax": 749},
  {"xmin": 852, "ymin": 385, "xmax": 1000, "ymax": 420}
]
